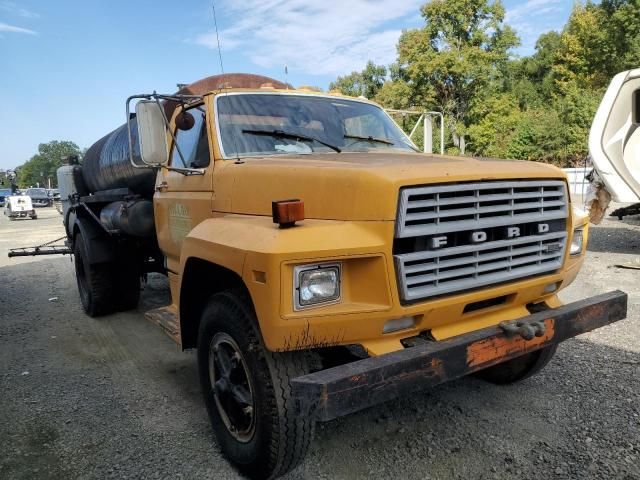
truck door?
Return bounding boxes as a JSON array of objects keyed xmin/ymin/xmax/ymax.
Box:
[
  {"xmin": 154, "ymin": 103, "xmax": 214, "ymax": 273},
  {"xmin": 589, "ymin": 68, "xmax": 640, "ymax": 202}
]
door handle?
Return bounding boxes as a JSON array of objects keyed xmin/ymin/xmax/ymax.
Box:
[{"xmin": 155, "ymin": 181, "xmax": 168, "ymax": 192}]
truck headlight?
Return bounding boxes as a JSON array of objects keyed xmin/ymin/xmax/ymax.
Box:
[
  {"xmin": 570, "ymin": 229, "xmax": 584, "ymax": 256},
  {"xmin": 294, "ymin": 263, "xmax": 341, "ymax": 309}
]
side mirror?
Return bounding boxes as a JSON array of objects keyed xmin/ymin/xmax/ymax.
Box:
[{"xmin": 136, "ymin": 100, "xmax": 169, "ymax": 166}]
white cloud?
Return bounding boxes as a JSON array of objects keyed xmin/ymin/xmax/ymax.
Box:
[
  {"xmin": 194, "ymin": 0, "xmax": 422, "ymax": 76},
  {"xmin": 505, "ymin": 0, "xmax": 565, "ymax": 54},
  {"xmin": 0, "ymin": 21, "xmax": 36, "ymax": 34},
  {"xmin": 194, "ymin": 31, "xmax": 242, "ymax": 51},
  {"xmin": 505, "ymin": 0, "xmax": 562, "ymax": 23},
  {"xmin": 0, "ymin": 1, "xmax": 39, "ymax": 19}
]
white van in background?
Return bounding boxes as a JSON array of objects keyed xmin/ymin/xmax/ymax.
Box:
[{"xmin": 4, "ymin": 195, "xmax": 37, "ymax": 220}]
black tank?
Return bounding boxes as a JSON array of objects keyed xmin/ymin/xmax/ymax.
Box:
[
  {"xmin": 81, "ymin": 118, "xmax": 156, "ymax": 196},
  {"xmin": 82, "ymin": 73, "xmax": 291, "ymax": 197}
]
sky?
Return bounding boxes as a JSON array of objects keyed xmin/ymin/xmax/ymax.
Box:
[{"xmin": 0, "ymin": 0, "xmax": 574, "ymax": 170}]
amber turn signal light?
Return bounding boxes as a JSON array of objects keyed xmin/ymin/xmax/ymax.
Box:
[{"xmin": 272, "ymin": 199, "xmax": 304, "ymax": 228}]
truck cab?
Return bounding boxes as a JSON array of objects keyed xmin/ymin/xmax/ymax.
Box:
[
  {"xmin": 153, "ymin": 87, "xmax": 589, "ymax": 354},
  {"xmin": 60, "ymin": 74, "xmax": 626, "ymax": 479}
]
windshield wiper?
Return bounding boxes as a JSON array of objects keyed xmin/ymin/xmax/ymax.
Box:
[
  {"xmin": 344, "ymin": 134, "xmax": 395, "ymax": 146},
  {"xmin": 346, "ymin": 134, "xmax": 423, "ymax": 153},
  {"xmin": 242, "ymin": 129, "xmax": 341, "ymax": 153}
]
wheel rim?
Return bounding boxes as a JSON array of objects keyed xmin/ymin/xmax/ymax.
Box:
[{"xmin": 209, "ymin": 333, "xmax": 256, "ymax": 443}]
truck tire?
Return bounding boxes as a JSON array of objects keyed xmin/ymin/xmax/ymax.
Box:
[
  {"xmin": 73, "ymin": 234, "xmax": 140, "ymax": 316},
  {"xmin": 197, "ymin": 291, "xmax": 315, "ymax": 479},
  {"xmin": 474, "ymin": 344, "xmax": 558, "ymax": 384},
  {"xmin": 74, "ymin": 233, "xmax": 117, "ymax": 317}
]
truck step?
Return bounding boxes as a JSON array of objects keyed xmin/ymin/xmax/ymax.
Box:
[{"xmin": 145, "ymin": 306, "xmax": 180, "ymax": 345}]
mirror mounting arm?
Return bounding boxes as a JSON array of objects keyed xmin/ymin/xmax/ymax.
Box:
[{"xmin": 125, "ymin": 92, "xmax": 203, "ymax": 169}]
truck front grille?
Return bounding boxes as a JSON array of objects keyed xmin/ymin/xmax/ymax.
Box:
[{"xmin": 394, "ymin": 180, "xmax": 568, "ymax": 303}]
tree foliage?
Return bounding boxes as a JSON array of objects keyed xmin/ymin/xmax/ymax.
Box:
[
  {"xmin": 329, "ymin": 0, "xmax": 640, "ymax": 167},
  {"xmin": 393, "ymin": 0, "xmax": 517, "ymax": 153},
  {"xmin": 18, "ymin": 140, "xmax": 81, "ymax": 188},
  {"xmin": 329, "ymin": 61, "xmax": 387, "ymax": 99}
]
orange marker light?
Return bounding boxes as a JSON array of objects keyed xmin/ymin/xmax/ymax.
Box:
[{"xmin": 272, "ymin": 199, "xmax": 304, "ymax": 228}]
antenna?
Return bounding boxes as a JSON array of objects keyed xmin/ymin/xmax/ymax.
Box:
[
  {"xmin": 211, "ymin": 0, "xmax": 241, "ymax": 162},
  {"xmin": 211, "ymin": 0, "xmax": 225, "ymax": 75}
]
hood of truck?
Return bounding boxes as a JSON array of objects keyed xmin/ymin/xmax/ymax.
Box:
[{"xmin": 213, "ymin": 152, "xmax": 567, "ymax": 221}]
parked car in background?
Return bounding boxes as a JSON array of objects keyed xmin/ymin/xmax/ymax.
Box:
[
  {"xmin": 25, "ymin": 187, "xmax": 52, "ymax": 207},
  {"xmin": 4, "ymin": 195, "xmax": 37, "ymax": 220},
  {"xmin": 0, "ymin": 188, "xmax": 12, "ymax": 207}
]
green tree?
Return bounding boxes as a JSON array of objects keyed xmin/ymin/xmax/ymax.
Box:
[
  {"xmin": 327, "ymin": 0, "xmax": 640, "ymax": 166},
  {"xmin": 374, "ymin": 80, "xmax": 412, "ymax": 109},
  {"xmin": 18, "ymin": 140, "xmax": 81, "ymax": 188},
  {"xmin": 552, "ymin": 3, "xmax": 609, "ymax": 92},
  {"xmin": 553, "ymin": 1, "xmax": 640, "ymax": 92},
  {"xmin": 609, "ymin": 0, "xmax": 640, "ymax": 71},
  {"xmin": 329, "ymin": 61, "xmax": 387, "ymax": 99},
  {"xmin": 467, "ymin": 92, "xmax": 522, "ymax": 158},
  {"xmin": 507, "ymin": 31, "xmax": 562, "ymax": 108},
  {"xmin": 552, "ymin": 81, "xmax": 603, "ymax": 164},
  {"xmin": 396, "ymin": 0, "xmax": 519, "ymax": 154}
]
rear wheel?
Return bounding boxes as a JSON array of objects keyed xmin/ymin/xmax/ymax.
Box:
[
  {"xmin": 74, "ymin": 233, "xmax": 116, "ymax": 316},
  {"xmin": 73, "ymin": 233, "xmax": 140, "ymax": 316},
  {"xmin": 197, "ymin": 291, "xmax": 316, "ymax": 479},
  {"xmin": 474, "ymin": 344, "xmax": 558, "ymax": 384}
]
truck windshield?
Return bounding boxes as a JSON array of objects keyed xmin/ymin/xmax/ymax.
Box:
[{"xmin": 216, "ymin": 93, "xmax": 417, "ymax": 158}]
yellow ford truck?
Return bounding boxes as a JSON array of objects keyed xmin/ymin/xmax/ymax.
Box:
[{"xmin": 52, "ymin": 74, "xmax": 626, "ymax": 479}]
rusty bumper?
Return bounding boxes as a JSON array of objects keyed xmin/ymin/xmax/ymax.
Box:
[{"xmin": 291, "ymin": 290, "xmax": 627, "ymax": 422}]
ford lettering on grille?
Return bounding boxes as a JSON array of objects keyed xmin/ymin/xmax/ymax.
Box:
[{"xmin": 393, "ymin": 180, "xmax": 569, "ymax": 303}]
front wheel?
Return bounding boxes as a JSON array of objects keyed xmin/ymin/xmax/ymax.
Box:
[{"xmin": 197, "ymin": 291, "xmax": 316, "ymax": 479}]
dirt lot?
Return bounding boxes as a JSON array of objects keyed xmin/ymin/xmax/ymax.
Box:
[{"xmin": 1, "ymin": 206, "xmax": 639, "ymax": 480}]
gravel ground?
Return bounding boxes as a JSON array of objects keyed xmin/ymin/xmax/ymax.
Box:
[{"xmin": 0, "ymin": 206, "xmax": 639, "ymax": 480}]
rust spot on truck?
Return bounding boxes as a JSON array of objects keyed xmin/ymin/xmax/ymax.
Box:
[
  {"xmin": 277, "ymin": 323, "xmax": 345, "ymax": 352},
  {"xmin": 466, "ymin": 318, "xmax": 555, "ymax": 368},
  {"xmin": 428, "ymin": 357, "xmax": 445, "ymax": 379}
]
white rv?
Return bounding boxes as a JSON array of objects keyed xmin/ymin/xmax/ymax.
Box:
[{"xmin": 589, "ymin": 68, "xmax": 640, "ymax": 219}]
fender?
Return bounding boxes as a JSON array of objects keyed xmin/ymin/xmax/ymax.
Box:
[
  {"xmin": 179, "ymin": 214, "xmax": 392, "ymax": 351},
  {"xmin": 73, "ymin": 216, "xmax": 117, "ymax": 264},
  {"xmin": 179, "ymin": 214, "xmax": 391, "ymax": 277}
]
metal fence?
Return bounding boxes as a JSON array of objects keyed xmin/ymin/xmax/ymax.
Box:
[{"xmin": 563, "ymin": 167, "xmax": 591, "ymax": 197}]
